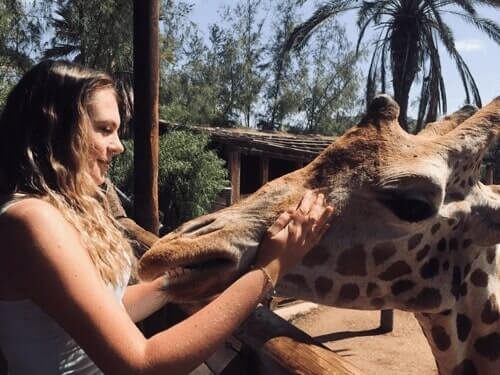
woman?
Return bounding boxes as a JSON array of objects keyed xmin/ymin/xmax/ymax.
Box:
[{"xmin": 0, "ymin": 60, "xmax": 333, "ymax": 374}]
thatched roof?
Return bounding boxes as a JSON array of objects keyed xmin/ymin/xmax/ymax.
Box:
[{"xmin": 159, "ymin": 120, "xmax": 335, "ymax": 160}]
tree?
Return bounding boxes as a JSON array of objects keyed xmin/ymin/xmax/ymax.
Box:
[
  {"xmin": 109, "ymin": 131, "xmax": 228, "ymax": 231},
  {"xmin": 159, "ymin": 29, "xmax": 219, "ymax": 125},
  {"xmin": 44, "ymin": 0, "xmax": 133, "ymax": 74},
  {"xmin": 261, "ymin": 0, "xmax": 300, "ymax": 130},
  {"xmin": 231, "ymin": 0, "xmax": 266, "ymax": 127},
  {"xmin": 0, "ymin": 0, "xmax": 50, "ymax": 106},
  {"xmin": 289, "ymin": 19, "xmax": 361, "ymax": 135},
  {"xmin": 285, "ymin": 0, "xmax": 500, "ymax": 132}
]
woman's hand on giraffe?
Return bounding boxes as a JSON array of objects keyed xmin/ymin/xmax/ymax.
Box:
[{"xmin": 255, "ymin": 190, "xmax": 334, "ymax": 284}]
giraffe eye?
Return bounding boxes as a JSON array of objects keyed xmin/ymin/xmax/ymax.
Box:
[{"xmin": 379, "ymin": 193, "xmax": 436, "ymax": 223}]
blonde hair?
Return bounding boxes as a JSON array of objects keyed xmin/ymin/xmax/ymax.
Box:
[{"xmin": 0, "ymin": 60, "xmax": 134, "ymax": 287}]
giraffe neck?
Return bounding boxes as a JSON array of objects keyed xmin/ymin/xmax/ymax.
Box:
[
  {"xmin": 411, "ymin": 248, "xmax": 499, "ymax": 375},
  {"xmin": 276, "ymin": 236, "xmax": 499, "ymax": 374}
]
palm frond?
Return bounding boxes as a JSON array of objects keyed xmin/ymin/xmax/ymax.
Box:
[
  {"xmin": 355, "ymin": 17, "xmax": 373, "ymax": 54},
  {"xmin": 43, "ymin": 44, "xmax": 79, "ymax": 59},
  {"xmin": 284, "ymin": 1, "xmax": 356, "ymax": 52},
  {"xmin": 449, "ymin": 13, "xmax": 500, "ymax": 43}
]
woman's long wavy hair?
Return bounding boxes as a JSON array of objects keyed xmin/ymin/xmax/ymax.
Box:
[{"xmin": 0, "ymin": 60, "xmax": 134, "ymax": 287}]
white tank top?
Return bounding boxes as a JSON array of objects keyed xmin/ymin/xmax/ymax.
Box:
[{"xmin": 0, "ymin": 197, "xmax": 130, "ymax": 374}]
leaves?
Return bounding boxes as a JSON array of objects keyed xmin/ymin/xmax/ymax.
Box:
[
  {"xmin": 284, "ymin": 0, "xmax": 500, "ymax": 132},
  {"xmin": 109, "ymin": 132, "xmax": 229, "ymax": 231}
]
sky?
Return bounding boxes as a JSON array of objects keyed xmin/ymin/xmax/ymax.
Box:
[{"xmin": 189, "ymin": 1, "xmax": 499, "ymax": 118}]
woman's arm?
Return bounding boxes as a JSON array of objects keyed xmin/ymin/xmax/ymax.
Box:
[
  {"xmin": 0, "ymin": 193, "xmax": 331, "ymax": 374},
  {"xmin": 123, "ymin": 280, "xmax": 168, "ymax": 323}
]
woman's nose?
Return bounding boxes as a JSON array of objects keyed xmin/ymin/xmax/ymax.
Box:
[{"xmin": 110, "ymin": 134, "xmax": 124, "ymax": 155}]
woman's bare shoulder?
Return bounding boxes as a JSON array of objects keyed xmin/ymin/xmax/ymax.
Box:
[
  {"xmin": 0, "ymin": 197, "xmax": 63, "ymax": 229},
  {"xmin": 0, "ymin": 197, "xmax": 76, "ymax": 254}
]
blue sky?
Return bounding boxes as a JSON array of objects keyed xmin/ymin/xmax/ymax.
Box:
[{"xmin": 190, "ymin": 1, "xmax": 499, "ymax": 117}]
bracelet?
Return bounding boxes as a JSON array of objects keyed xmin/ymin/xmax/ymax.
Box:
[{"xmin": 254, "ymin": 266, "xmax": 276, "ymax": 293}]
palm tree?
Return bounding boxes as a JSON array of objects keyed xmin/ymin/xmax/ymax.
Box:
[{"xmin": 284, "ymin": 0, "xmax": 500, "ymax": 131}]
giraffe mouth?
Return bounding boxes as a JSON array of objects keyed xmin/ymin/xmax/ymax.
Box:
[{"xmin": 159, "ymin": 256, "xmax": 238, "ymax": 289}]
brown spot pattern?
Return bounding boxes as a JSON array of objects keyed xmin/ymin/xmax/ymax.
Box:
[
  {"xmin": 336, "ymin": 245, "xmax": 367, "ymax": 276},
  {"xmin": 420, "ymin": 258, "xmax": 440, "ymax": 279},
  {"xmin": 463, "ymin": 263, "xmax": 471, "ymax": 277},
  {"xmin": 442, "ymin": 261, "xmax": 450, "ymax": 271},
  {"xmin": 452, "ymin": 359, "xmax": 477, "ymax": 375},
  {"xmin": 451, "ymin": 266, "xmax": 462, "ymax": 300},
  {"xmin": 408, "ymin": 233, "xmax": 423, "ymax": 251},
  {"xmin": 474, "ymin": 333, "xmax": 500, "ymax": 361},
  {"xmin": 486, "ymin": 248, "xmax": 496, "ymax": 264},
  {"xmin": 449, "ymin": 238, "xmax": 458, "ymax": 251},
  {"xmin": 481, "ymin": 294, "xmax": 499, "ymax": 324},
  {"xmin": 302, "ymin": 245, "xmax": 330, "ymax": 267},
  {"xmin": 370, "ymin": 298, "xmax": 384, "ymax": 309},
  {"xmin": 338, "ymin": 283, "xmax": 360, "ymax": 301},
  {"xmin": 470, "ymin": 269, "xmax": 488, "ymax": 288},
  {"xmin": 378, "ymin": 261, "xmax": 412, "ymax": 281},
  {"xmin": 314, "ymin": 277, "xmax": 333, "ymax": 297},
  {"xmin": 456, "ymin": 314, "xmax": 472, "ymax": 342},
  {"xmin": 366, "ymin": 282, "xmax": 381, "ymax": 297},
  {"xmin": 372, "ymin": 242, "xmax": 397, "ymax": 265},
  {"xmin": 431, "ymin": 325, "xmax": 451, "ymax": 351},
  {"xmin": 391, "ymin": 280, "xmax": 415, "ymax": 295},
  {"xmin": 407, "ymin": 288, "xmax": 442, "ymax": 310},
  {"xmin": 431, "ymin": 223, "xmax": 441, "ymax": 234},
  {"xmin": 416, "ymin": 245, "xmax": 431, "ymax": 262},
  {"xmin": 459, "ymin": 283, "xmax": 468, "ymax": 297},
  {"xmin": 437, "ymin": 238, "xmax": 447, "ymax": 252},
  {"xmin": 462, "ymin": 239, "xmax": 472, "ymax": 248},
  {"xmin": 283, "ymin": 274, "xmax": 311, "ymax": 292}
]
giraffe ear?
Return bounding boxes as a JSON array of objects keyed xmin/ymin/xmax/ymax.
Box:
[
  {"xmin": 438, "ymin": 97, "xmax": 500, "ymax": 163},
  {"xmin": 418, "ymin": 104, "xmax": 478, "ymax": 137}
]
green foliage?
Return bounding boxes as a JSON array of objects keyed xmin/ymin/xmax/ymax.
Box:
[
  {"xmin": 0, "ymin": 0, "xmax": 50, "ymax": 108},
  {"xmin": 108, "ymin": 139, "xmax": 134, "ymax": 197},
  {"xmin": 158, "ymin": 131, "xmax": 228, "ymax": 230},
  {"xmin": 110, "ymin": 131, "xmax": 228, "ymax": 231},
  {"xmin": 45, "ymin": 0, "xmax": 133, "ymax": 74},
  {"xmin": 285, "ymin": 0, "xmax": 500, "ymax": 132}
]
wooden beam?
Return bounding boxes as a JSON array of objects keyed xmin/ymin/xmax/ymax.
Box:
[
  {"xmin": 235, "ymin": 306, "xmax": 361, "ymax": 374},
  {"xmin": 260, "ymin": 156, "xmax": 269, "ymax": 185},
  {"xmin": 133, "ymin": 0, "xmax": 160, "ymax": 234},
  {"xmin": 484, "ymin": 164, "xmax": 494, "ymax": 184},
  {"xmin": 229, "ymin": 149, "xmax": 241, "ymax": 203}
]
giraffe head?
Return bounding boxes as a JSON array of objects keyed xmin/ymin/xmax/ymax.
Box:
[{"xmin": 138, "ymin": 95, "xmax": 500, "ymax": 312}]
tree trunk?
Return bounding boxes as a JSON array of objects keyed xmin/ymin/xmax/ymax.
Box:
[{"xmin": 391, "ymin": 16, "xmax": 419, "ymax": 132}]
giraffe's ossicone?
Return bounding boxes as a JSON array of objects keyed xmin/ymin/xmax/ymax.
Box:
[{"xmin": 139, "ymin": 95, "xmax": 500, "ymax": 375}]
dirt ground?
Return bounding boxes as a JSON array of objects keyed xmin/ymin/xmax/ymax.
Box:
[{"xmin": 289, "ymin": 306, "xmax": 437, "ymax": 375}]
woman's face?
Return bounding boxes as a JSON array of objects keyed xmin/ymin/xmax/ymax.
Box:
[{"xmin": 86, "ymin": 88, "xmax": 124, "ymax": 185}]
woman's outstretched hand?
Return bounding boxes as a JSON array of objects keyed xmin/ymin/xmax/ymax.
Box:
[{"xmin": 254, "ymin": 190, "xmax": 334, "ymax": 285}]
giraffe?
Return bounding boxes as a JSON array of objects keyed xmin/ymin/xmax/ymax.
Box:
[{"xmin": 137, "ymin": 95, "xmax": 500, "ymax": 374}]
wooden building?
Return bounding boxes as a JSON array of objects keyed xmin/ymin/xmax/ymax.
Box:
[{"xmin": 159, "ymin": 120, "xmax": 336, "ymax": 203}]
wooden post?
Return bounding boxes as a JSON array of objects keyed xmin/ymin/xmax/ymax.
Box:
[
  {"xmin": 229, "ymin": 149, "xmax": 241, "ymax": 203},
  {"xmin": 485, "ymin": 164, "xmax": 494, "ymax": 184},
  {"xmin": 260, "ymin": 156, "xmax": 269, "ymax": 185},
  {"xmin": 379, "ymin": 309, "xmax": 393, "ymax": 333},
  {"xmin": 133, "ymin": 0, "xmax": 160, "ymax": 234}
]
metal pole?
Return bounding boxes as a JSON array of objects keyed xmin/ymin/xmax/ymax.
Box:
[{"xmin": 133, "ymin": 0, "xmax": 160, "ymax": 235}]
